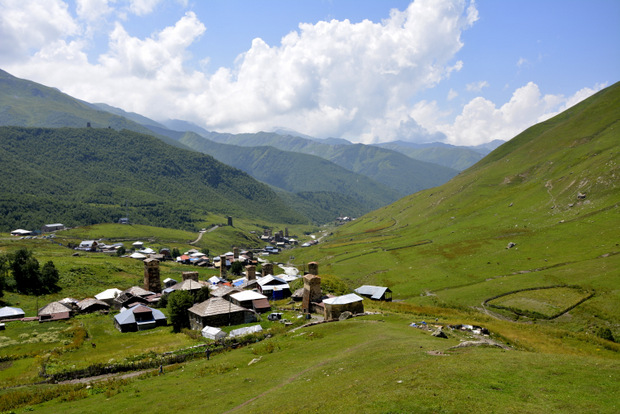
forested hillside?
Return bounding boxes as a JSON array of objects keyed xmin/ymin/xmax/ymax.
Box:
[
  {"xmin": 0, "ymin": 127, "xmax": 308, "ymax": 231},
  {"xmin": 200, "ymin": 131, "xmax": 458, "ymax": 196},
  {"xmin": 178, "ymin": 132, "xmax": 401, "ymax": 220}
]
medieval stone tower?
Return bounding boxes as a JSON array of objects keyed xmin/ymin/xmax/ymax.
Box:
[
  {"xmin": 302, "ymin": 262, "xmax": 321, "ymax": 313},
  {"xmin": 246, "ymin": 265, "xmax": 256, "ymax": 281},
  {"xmin": 262, "ymin": 262, "xmax": 274, "ymax": 276},
  {"xmin": 143, "ymin": 258, "xmax": 161, "ymax": 293},
  {"xmin": 308, "ymin": 261, "xmax": 319, "ymax": 276},
  {"xmin": 182, "ymin": 271, "xmax": 199, "ymax": 282},
  {"xmin": 219, "ymin": 255, "xmax": 227, "ymax": 279}
]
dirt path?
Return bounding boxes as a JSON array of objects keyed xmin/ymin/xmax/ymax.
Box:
[
  {"xmin": 56, "ymin": 368, "xmax": 154, "ymax": 385},
  {"xmin": 189, "ymin": 229, "xmax": 207, "ymax": 245}
]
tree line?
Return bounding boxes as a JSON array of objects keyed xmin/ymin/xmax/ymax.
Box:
[{"xmin": 0, "ymin": 248, "xmax": 61, "ymax": 298}]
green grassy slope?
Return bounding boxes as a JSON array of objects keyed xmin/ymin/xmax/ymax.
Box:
[
  {"xmin": 0, "ymin": 69, "xmax": 186, "ymax": 150},
  {"xmin": 0, "ymin": 127, "xmax": 308, "ymax": 231},
  {"xmin": 7, "ymin": 313, "xmax": 619, "ymax": 413},
  {"xmin": 293, "ymin": 81, "xmax": 620, "ymax": 335}
]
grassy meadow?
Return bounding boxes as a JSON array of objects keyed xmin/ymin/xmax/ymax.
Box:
[
  {"xmin": 0, "ymin": 84, "xmax": 618, "ymax": 413},
  {"xmin": 1, "ymin": 312, "xmax": 617, "ymax": 413}
]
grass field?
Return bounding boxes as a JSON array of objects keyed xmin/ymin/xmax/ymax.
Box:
[{"xmin": 0, "ymin": 312, "xmax": 615, "ymax": 414}]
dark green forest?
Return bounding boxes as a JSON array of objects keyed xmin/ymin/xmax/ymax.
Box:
[{"xmin": 0, "ymin": 127, "xmax": 308, "ymax": 231}]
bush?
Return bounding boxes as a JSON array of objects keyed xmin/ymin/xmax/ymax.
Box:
[{"xmin": 596, "ymin": 327, "xmax": 615, "ymax": 342}]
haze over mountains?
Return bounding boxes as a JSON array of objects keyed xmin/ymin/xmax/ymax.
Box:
[{"xmin": 0, "ymin": 68, "xmax": 495, "ymax": 228}]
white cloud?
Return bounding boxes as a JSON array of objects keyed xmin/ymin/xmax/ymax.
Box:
[
  {"xmin": 1, "ymin": 0, "xmax": 480, "ymax": 143},
  {"xmin": 466, "ymin": 80, "xmax": 489, "ymax": 92},
  {"xmin": 447, "ymin": 88, "xmax": 458, "ymax": 101},
  {"xmin": 0, "ymin": 0, "xmax": 80, "ymax": 62},
  {"xmin": 421, "ymin": 82, "xmax": 604, "ymax": 146},
  {"xmin": 128, "ymin": 0, "xmax": 162, "ymax": 16},
  {"xmin": 76, "ymin": 0, "xmax": 113, "ymax": 22}
]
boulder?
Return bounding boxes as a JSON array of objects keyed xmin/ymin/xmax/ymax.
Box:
[
  {"xmin": 338, "ymin": 311, "xmax": 353, "ymax": 321},
  {"xmin": 432, "ymin": 327, "xmax": 448, "ymax": 339}
]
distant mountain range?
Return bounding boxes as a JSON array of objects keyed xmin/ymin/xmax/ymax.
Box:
[{"xmin": 0, "ymin": 68, "xmax": 501, "ymax": 227}]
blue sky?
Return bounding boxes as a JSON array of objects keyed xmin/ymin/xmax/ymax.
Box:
[{"xmin": 1, "ymin": 0, "xmax": 618, "ymax": 145}]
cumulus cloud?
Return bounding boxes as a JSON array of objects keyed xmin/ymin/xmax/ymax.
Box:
[
  {"xmin": 1, "ymin": 0, "xmax": 481, "ymax": 143},
  {"xmin": 418, "ymin": 82, "xmax": 604, "ymax": 146},
  {"xmin": 0, "ymin": 0, "xmax": 79, "ymax": 62}
]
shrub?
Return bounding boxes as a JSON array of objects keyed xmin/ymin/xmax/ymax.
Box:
[{"xmin": 596, "ymin": 327, "xmax": 615, "ymax": 342}]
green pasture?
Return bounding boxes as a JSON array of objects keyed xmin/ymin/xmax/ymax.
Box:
[
  {"xmin": 10, "ymin": 313, "xmax": 618, "ymax": 414},
  {"xmin": 486, "ymin": 286, "xmax": 592, "ymax": 318}
]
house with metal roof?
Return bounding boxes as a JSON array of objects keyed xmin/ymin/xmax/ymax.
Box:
[
  {"xmin": 41, "ymin": 223, "xmax": 64, "ymax": 232},
  {"xmin": 114, "ymin": 304, "xmax": 167, "ymax": 333},
  {"xmin": 10, "ymin": 229, "xmax": 32, "ymax": 236},
  {"xmin": 257, "ymin": 275, "xmax": 291, "ymax": 300},
  {"xmin": 323, "ymin": 293, "xmax": 364, "ymax": 320},
  {"xmin": 95, "ymin": 288, "xmax": 123, "ymax": 305},
  {"xmin": 354, "ymin": 285, "xmax": 392, "ymax": 301},
  {"xmin": 188, "ymin": 297, "xmax": 257, "ymax": 330},
  {"xmin": 230, "ymin": 291, "xmax": 271, "ymax": 313},
  {"xmin": 78, "ymin": 240, "xmax": 99, "ymax": 251},
  {"xmin": 0, "ymin": 306, "xmax": 25, "ymax": 321}
]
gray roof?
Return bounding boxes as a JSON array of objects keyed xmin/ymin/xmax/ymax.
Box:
[
  {"xmin": 76, "ymin": 298, "xmax": 110, "ymax": 311},
  {"xmin": 114, "ymin": 304, "xmax": 166, "ymax": 325},
  {"xmin": 323, "ymin": 293, "xmax": 364, "ymax": 305},
  {"xmin": 123, "ymin": 286, "xmax": 155, "ymax": 297},
  {"xmin": 0, "ymin": 306, "xmax": 25, "ymax": 318},
  {"xmin": 210, "ymin": 285, "xmax": 242, "ymax": 298},
  {"xmin": 170, "ymin": 279, "xmax": 207, "ymax": 291},
  {"xmin": 354, "ymin": 285, "xmax": 391, "ymax": 300},
  {"xmin": 38, "ymin": 301, "xmax": 72, "ymax": 316},
  {"xmin": 188, "ymin": 297, "xmax": 253, "ymax": 317}
]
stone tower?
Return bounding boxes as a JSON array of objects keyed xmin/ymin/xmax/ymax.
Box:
[
  {"xmin": 246, "ymin": 265, "xmax": 256, "ymax": 281},
  {"xmin": 143, "ymin": 258, "xmax": 161, "ymax": 293},
  {"xmin": 308, "ymin": 261, "xmax": 319, "ymax": 276},
  {"xmin": 182, "ymin": 271, "xmax": 199, "ymax": 282},
  {"xmin": 262, "ymin": 262, "xmax": 274, "ymax": 276},
  {"xmin": 302, "ymin": 273, "xmax": 322, "ymax": 314},
  {"xmin": 219, "ymin": 255, "xmax": 227, "ymax": 279}
]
